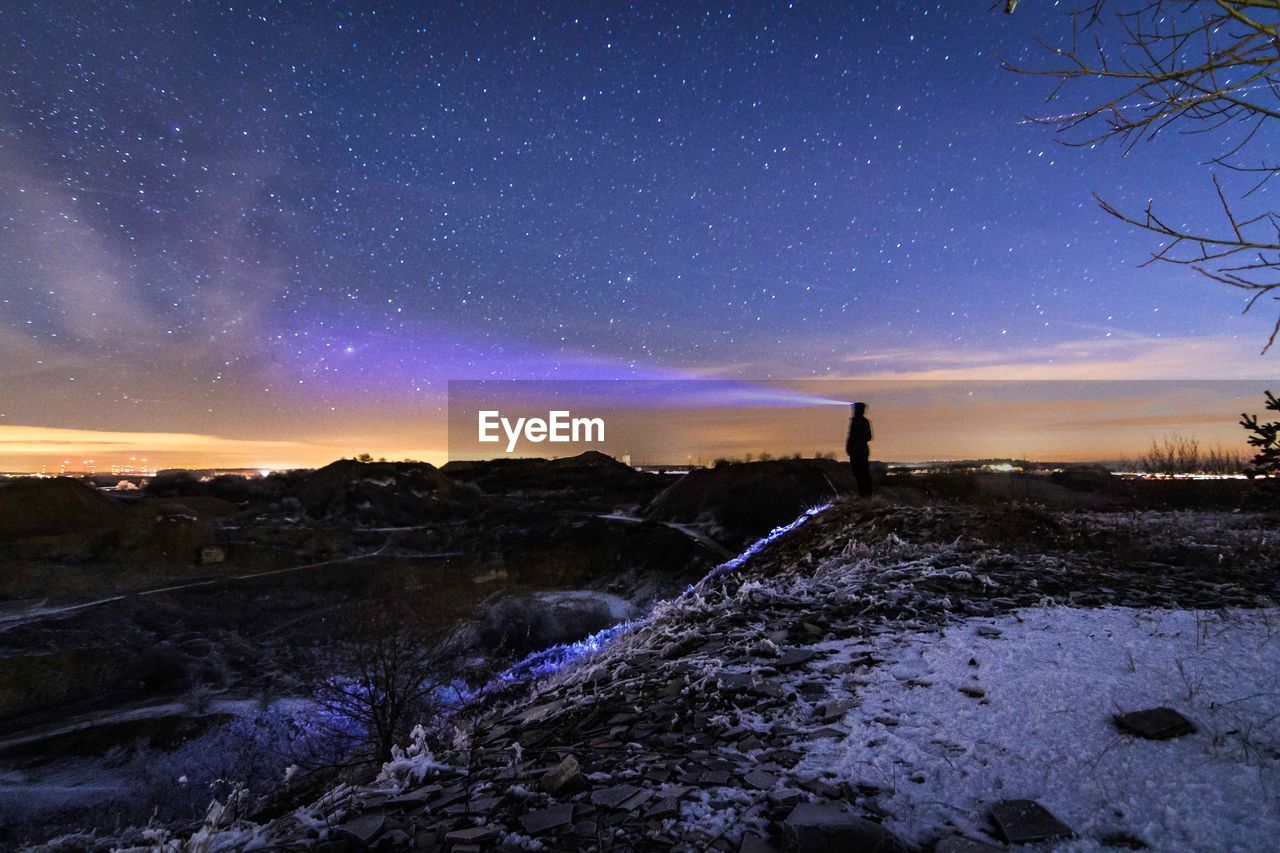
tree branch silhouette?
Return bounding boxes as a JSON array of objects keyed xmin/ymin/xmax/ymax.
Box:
[{"xmin": 1004, "ymin": 1, "xmax": 1280, "ymax": 351}]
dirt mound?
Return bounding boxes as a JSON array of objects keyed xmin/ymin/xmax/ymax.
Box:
[
  {"xmin": 442, "ymin": 450, "xmax": 655, "ymax": 495},
  {"xmin": 0, "ymin": 478, "xmax": 126, "ymax": 541},
  {"xmin": 645, "ymin": 458, "xmax": 853, "ymax": 545},
  {"xmin": 145, "ymin": 470, "xmax": 285, "ymax": 506},
  {"xmin": 289, "ymin": 459, "xmax": 466, "ymax": 525}
]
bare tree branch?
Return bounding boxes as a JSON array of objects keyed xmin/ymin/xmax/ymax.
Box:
[{"xmin": 1006, "ymin": 1, "xmax": 1280, "ymax": 350}]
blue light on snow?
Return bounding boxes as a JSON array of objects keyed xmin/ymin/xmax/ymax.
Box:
[
  {"xmin": 701, "ymin": 501, "xmax": 834, "ymax": 580},
  {"xmin": 489, "ymin": 501, "xmax": 835, "ymax": 685}
]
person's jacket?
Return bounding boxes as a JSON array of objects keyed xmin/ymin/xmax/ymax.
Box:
[{"xmin": 846, "ymin": 416, "xmax": 872, "ymax": 455}]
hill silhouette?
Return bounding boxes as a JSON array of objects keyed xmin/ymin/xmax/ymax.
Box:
[
  {"xmin": 645, "ymin": 457, "xmax": 853, "ymax": 545},
  {"xmin": 0, "ymin": 477, "xmax": 125, "ymax": 541},
  {"xmin": 441, "ymin": 450, "xmax": 652, "ymax": 494}
]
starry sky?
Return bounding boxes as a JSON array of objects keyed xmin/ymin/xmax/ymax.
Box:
[{"xmin": 1, "ymin": 1, "xmax": 1276, "ymax": 469}]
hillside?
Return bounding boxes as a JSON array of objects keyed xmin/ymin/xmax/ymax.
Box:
[
  {"xmin": 645, "ymin": 458, "xmax": 854, "ymax": 547},
  {"xmin": 120, "ymin": 497, "xmax": 1280, "ymax": 852},
  {"xmin": 0, "ymin": 478, "xmax": 125, "ymax": 542}
]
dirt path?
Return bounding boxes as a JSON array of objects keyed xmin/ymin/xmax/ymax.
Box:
[{"xmin": 0, "ymin": 545, "xmax": 396, "ymax": 632}]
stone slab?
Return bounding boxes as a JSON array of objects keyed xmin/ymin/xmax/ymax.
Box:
[
  {"xmin": 591, "ymin": 783, "xmax": 640, "ymax": 809},
  {"xmin": 935, "ymin": 836, "xmax": 1004, "ymax": 853},
  {"xmin": 443, "ymin": 825, "xmax": 500, "ymax": 844},
  {"xmin": 782, "ymin": 801, "xmax": 906, "ymax": 853},
  {"xmin": 520, "ymin": 803, "xmax": 575, "ymax": 835},
  {"xmin": 1114, "ymin": 707, "xmax": 1196, "ymax": 740},
  {"xmin": 989, "ymin": 799, "xmax": 1072, "ymax": 844}
]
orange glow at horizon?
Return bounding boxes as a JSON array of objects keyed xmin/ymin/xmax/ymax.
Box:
[{"xmin": 5, "ymin": 380, "xmax": 1264, "ymax": 472}]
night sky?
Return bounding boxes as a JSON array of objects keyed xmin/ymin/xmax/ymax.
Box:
[{"xmin": 2, "ymin": 1, "xmax": 1276, "ymax": 468}]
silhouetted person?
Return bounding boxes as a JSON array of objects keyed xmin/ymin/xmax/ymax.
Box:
[{"xmin": 846, "ymin": 402, "xmax": 873, "ymax": 497}]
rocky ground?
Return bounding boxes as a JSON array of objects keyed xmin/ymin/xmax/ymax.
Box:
[
  {"xmin": 0, "ymin": 454, "xmax": 719, "ymax": 845},
  {"xmin": 90, "ymin": 496, "xmax": 1278, "ymax": 852}
]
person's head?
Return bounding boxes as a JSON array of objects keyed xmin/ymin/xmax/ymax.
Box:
[{"xmin": 852, "ymin": 402, "xmax": 866, "ymax": 416}]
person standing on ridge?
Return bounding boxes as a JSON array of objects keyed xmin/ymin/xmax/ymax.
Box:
[{"xmin": 846, "ymin": 402, "xmax": 873, "ymax": 497}]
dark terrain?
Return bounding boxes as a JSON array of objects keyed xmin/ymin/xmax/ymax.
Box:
[
  {"xmin": 0, "ymin": 453, "xmax": 855, "ymax": 844},
  {"xmin": 0, "ymin": 456, "xmax": 1273, "ymax": 849}
]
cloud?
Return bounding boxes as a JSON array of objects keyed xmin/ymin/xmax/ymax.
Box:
[
  {"xmin": 0, "ymin": 142, "xmax": 287, "ymax": 374},
  {"xmin": 839, "ymin": 334, "xmax": 1277, "ymax": 380},
  {"xmin": 0, "ymin": 163, "xmax": 156, "ymax": 345},
  {"xmin": 0, "ymin": 424, "xmax": 320, "ymax": 463}
]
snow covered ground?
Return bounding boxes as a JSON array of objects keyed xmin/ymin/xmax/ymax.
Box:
[
  {"xmin": 72, "ymin": 501, "xmax": 1279, "ymax": 852},
  {"xmin": 795, "ymin": 606, "xmax": 1280, "ymax": 850}
]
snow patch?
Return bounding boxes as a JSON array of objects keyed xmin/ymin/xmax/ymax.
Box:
[{"xmin": 796, "ymin": 606, "xmax": 1280, "ymax": 850}]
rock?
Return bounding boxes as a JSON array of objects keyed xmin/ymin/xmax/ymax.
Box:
[
  {"xmin": 808, "ymin": 727, "xmax": 845, "ymax": 739},
  {"xmin": 619, "ymin": 788, "xmax": 654, "ymax": 811},
  {"xmin": 386, "ymin": 784, "xmax": 441, "ymax": 807},
  {"xmin": 466, "ymin": 796, "xmax": 502, "ymax": 815},
  {"xmin": 520, "ymin": 803, "xmax": 575, "ymax": 835},
  {"xmin": 816, "ymin": 698, "xmax": 856, "ymax": 722},
  {"xmin": 768, "ymin": 789, "xmax": 807, "ymax": 808},
  {"xmin": 647, "ymin": 797, "xmax": 680, "ymax": 819},
  {"xmin": 378, "ymin": 829, "xmax": 411, "ymax": 848},
  {"xmin": 519, "ymin": 700, "xmax": 564, "ymax": 725},
  {"xmin": 741, "ymin": 833, "xmax": 781, "ymax": 853},
  {"xmin": 935, "ymin": 837, "xmax": 1004, "ymax": 853},
  {"xmin": 717, "ymin": 672, "xmax": 758, "ymax": 692},
  {"xmin": 744, "ymin": 769, "xmax": 778, "ymax": 790},
  {"xmin": 428, "ymin": 786, "xmax": 468, "ymax": 810},
  {"xmin": 774, "ymin": 648, "xmax": 817, "ymax": 670},
  {"xmin": 755, "ymin": 681, "xmax": 788, "ymax": 700},
  {"xmin": 798, "ymin": 777, "xmax": 843, "ymax": 799},
  {"xmin": 766, "ymin": 749, "xmax": 801, "ymax": 768},
  {"xmin": 443, "ymin": 825, "xmax": 500, "ymax": 844},
  {"xmin": 958, "ymin": 685, "xmax": 986, "ymax": 699},
  {"xmin": 782, "ymin": 802, "xmax": 907, "ymax": 852},
  {"xmin": 412, "ymin": 829, "xmax": 439, "ymax": 849},
  {"xmin": 657, "ymin": 783, "xmax": 694, "ymax": 800},
  {"xmin": 337, "ymin": 814, "xmax": 386, "ymax": 845},
  {"xmin": 645, "ymin": 766, "xmax": 672, "ymax": 783},
  {"xmin": 540, "ymin": 754, "xmax": 587, "ymax": 794},
  {"xmin": 1114, "ymin": 707, "xmax": 1196, "ymax": 740},
  {"xmin": 989, "ymin": 799, "xmax": 1072, "ymax": 844},
  {"xmin": 591, "ymin": 783, "xmax": 641, "ymax": 809},
  {"xmin": 200, "ymin": 545, "xmax": 226, "ymax": 564}
]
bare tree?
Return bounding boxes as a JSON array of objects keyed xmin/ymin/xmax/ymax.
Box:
[
  {"xmin": 1004, "ymin": 1, "xmax": 1280, "ymax": 350},
  {"xmin": 1138, "ymin": 435, "xmax": 1202, "ymax": 475},
  {"xmin": 1202, "ymin": 442, "xmax": 1248, "ymax": 474},
  {"xmin": 313, "ymin": 614, "xmax": 442, "ymax": 764},
  {"xmin": 1136, "ymin": 434, "xmax": 1247, "ymax": 474}
]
